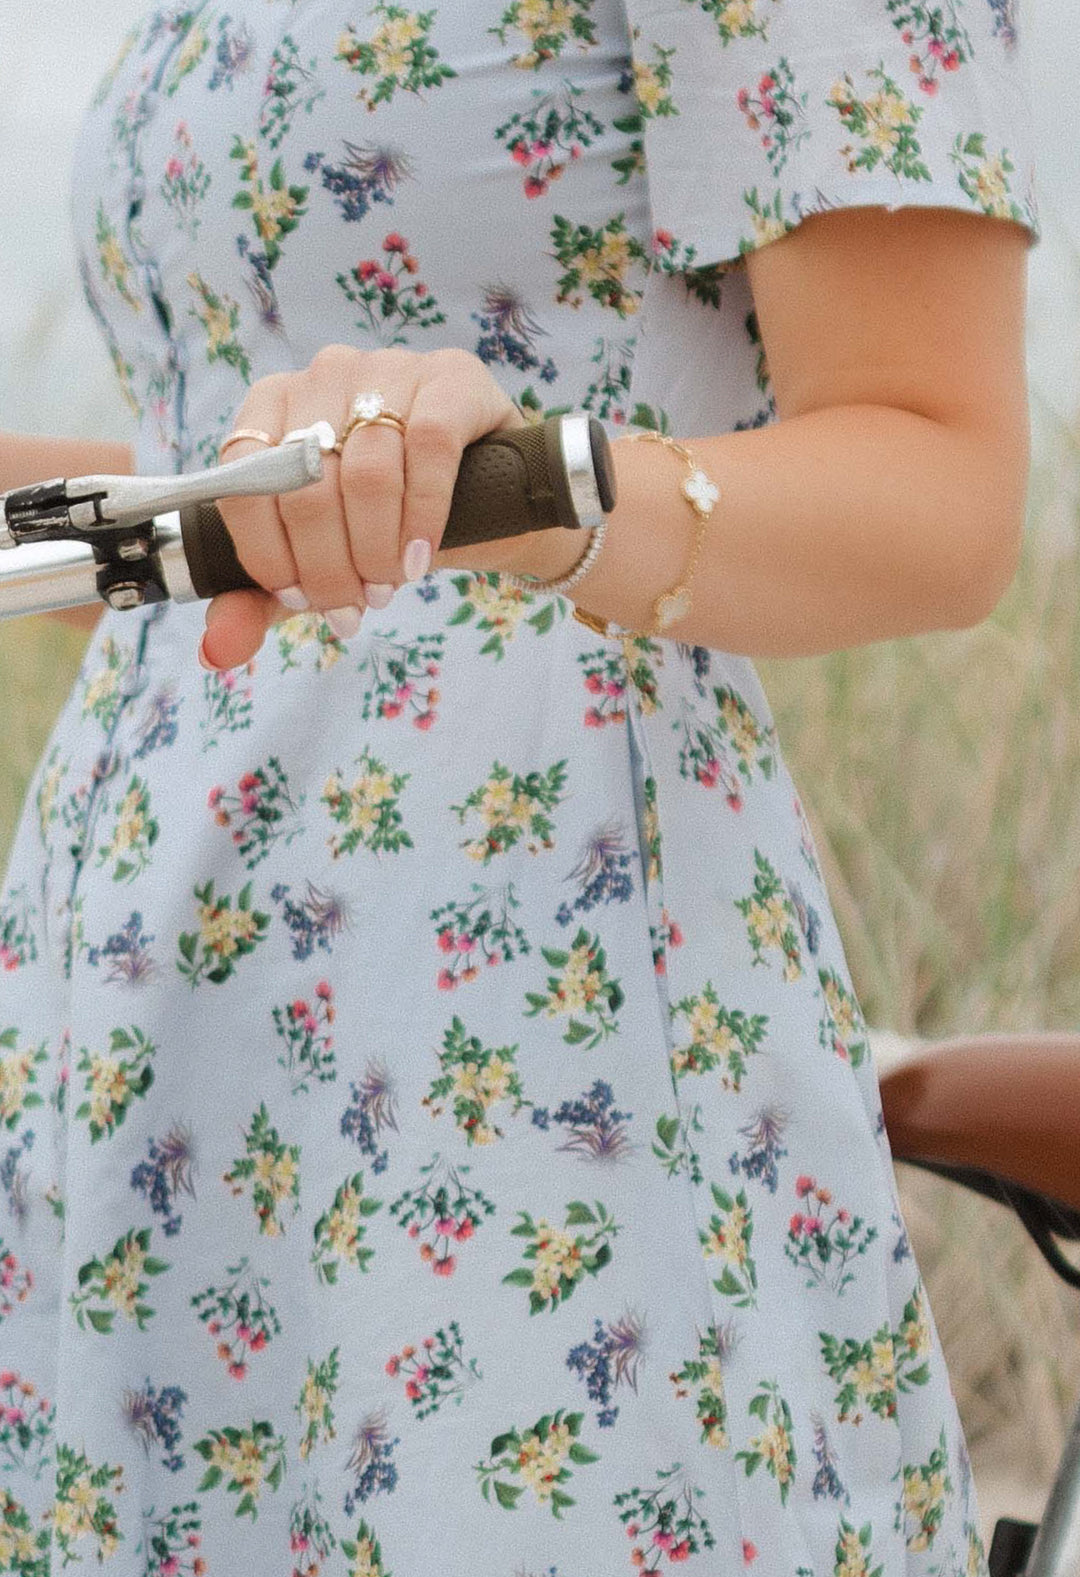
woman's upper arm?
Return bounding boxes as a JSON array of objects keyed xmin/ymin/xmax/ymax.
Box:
[{"xmin": 742, "ymin": 203, "xmax": 1031, "ymax": 451}]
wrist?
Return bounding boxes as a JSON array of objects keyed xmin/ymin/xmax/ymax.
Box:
[{"xmin": 431, "ymin": 518, "xmax": 588, "ymax": 584}]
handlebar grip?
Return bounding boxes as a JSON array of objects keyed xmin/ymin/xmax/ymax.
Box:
[{"xmin": 178, "ymin": 413, "xmax": 616, "ymax": 601}]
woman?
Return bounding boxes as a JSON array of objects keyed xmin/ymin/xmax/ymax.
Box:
[{"xmin": 0, "ymin": 1, "xmax": 1039, "ymax": 1573}]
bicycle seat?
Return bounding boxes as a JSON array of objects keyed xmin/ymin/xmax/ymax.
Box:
[{"xmin": 879, "ymin": 1031, "xmax": 1080, "ymax": 1222}]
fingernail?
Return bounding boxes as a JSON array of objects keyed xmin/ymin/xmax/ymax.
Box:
[
  {"xmin": 364, "ymin": 582, "xmax": 396, "ymax": 610},
  {"xmin": 325, "ymin": 604, "xmax": 364, "ymax": 640},
  {"xmin": 403, "ymin": 539, "xmax": 432, "ymax": 583},
  {"xmin": 197, "ymin": 632, "xmax": 219, "ymax": 672},
  {"xmin": 276, "ymin": 584, "xmax": 309, "ymax": 611}
]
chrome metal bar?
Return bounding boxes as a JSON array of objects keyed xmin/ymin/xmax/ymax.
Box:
[
  {"xmin": 1024, "ymin": 1391, "xmax": 1080, "ymax": 1576},
  {"xmin": 0, "ymin": 537, "xmax": 101, "ymax": 620}
]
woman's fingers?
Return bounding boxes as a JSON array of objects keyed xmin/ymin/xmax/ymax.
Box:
[
  {"xmin": 212, "ymin": 375, "xmax": 298, "ymax": 599},
  {"xmin": 278, "ymin": 353, "xmax": 373, "ymax": 613}
]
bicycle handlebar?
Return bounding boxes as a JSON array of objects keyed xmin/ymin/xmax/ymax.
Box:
[{"xmin": 0, "ymin": 412, "xmax": 617, "ymax": 621}]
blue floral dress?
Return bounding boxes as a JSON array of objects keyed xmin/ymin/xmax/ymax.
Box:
[{"xmin": 0, "ymin": 3, "xmax": 1040, "ymax": 1575}]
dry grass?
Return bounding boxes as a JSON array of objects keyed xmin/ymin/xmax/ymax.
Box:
[{"xmin": 3, "ymin": 461, "xmax": 1080, "ymax": 1545}]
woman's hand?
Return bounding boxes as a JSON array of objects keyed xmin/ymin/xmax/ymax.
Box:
[{"xmin": 202, "ymin": 344, "xmax": 526, "ymax": 671}]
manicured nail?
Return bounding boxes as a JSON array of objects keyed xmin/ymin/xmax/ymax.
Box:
[
  {"xmin": 403, "ymin": 539, "xmax": 432, "ymax": 582},
  {"xmin": 325, "ymin": 604, "xmax": 364, "ymax": 640},
  {"xmin": 197, "ymin": 632, "xmax": 219, "ymax": 672},
  {"xmin": 364, "ymin": 582, "xmax": 396, "ymax": 610},
  {"xmin": 276, "ymin": 584, "xmax": 309, "ymax": 611}
]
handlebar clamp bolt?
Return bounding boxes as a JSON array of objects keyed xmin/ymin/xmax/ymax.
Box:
[{"xmin": 106, "ymin": 584, "xmax": 145, "ymax": 611}]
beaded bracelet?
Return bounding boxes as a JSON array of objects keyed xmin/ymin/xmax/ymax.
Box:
[{"xmin": 502, "ymin": 429, "xmax": 721, "ymax": 640}]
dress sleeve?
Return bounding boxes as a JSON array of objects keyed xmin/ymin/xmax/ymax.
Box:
[{"xmin": 622, "ymin": 0, "xmax": 1042, "ymax": 274}]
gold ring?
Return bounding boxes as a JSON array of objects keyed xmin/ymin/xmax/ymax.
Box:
[
  {"xmin": 333, "ymin": 390, "xmax": 408, "ymax": 455},
  {"xmin": 219, "ymin": 428, "xmax": 277, "ymax": 457},
  {"xmin": 334, "ymin": 413, "xmax": 408, "ymax": 455}
]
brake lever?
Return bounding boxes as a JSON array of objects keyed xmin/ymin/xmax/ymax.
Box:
[{"xmin": 0, "ymin": 430, "xmax": 325, "ymax": 550}]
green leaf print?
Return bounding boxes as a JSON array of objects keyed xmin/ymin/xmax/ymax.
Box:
[
  {"xmin": 476, "ymin": 1407, "xmax": 598, "ymax": 1517},
  {"xmin": 192, "ymin": 1420, "xmax": 287, "ymax": 1520},
  {"xmin": 73, "ymin": 1025, "xmax": 156, "ymax": 1142},
  {"xmin": 502, "ymin": 1199, "xmax": 619, "ymax": 1313}
]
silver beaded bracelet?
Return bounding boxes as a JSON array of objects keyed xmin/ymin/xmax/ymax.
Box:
[{"xmin": 500, "ymin": 517, "xmax": 608, "ymax": 597}]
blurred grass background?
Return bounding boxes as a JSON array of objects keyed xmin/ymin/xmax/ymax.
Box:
[{"xmin": 3, "ymin": 447, "xmax": 1080, "ymax": 1538}]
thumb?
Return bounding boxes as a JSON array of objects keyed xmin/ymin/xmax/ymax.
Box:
[{"xmin": 199, "ymin": 588, "xmax": 280, "ymax": 671}]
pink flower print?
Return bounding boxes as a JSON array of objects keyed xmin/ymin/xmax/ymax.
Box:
[
  {"xmin": 435, "ymin": 1215, "xmax": 456, "ymax": 1235},
  {"xmin": 292, "ymin": 999, "xmax": 309, "ymax": 1018},
  {"xmin": 511, "ymin": 140, "xmax": 530, "ymax": 165},
  {"xmin": 381, "ymin": 700, "xmax": 404, "ymax": 718},
  {"xmin": 671, "ymin": 1541, "xmax": 692, "ymax": 1561},
  {"xmin": 652, "ymin": 228, "xmax": 675, "ymax": 254},
  {"xmin": 742, "ymin": 1540, "xmax": 758, "ymax": 1564},
  {"xmin": 303, "ymin": 1013, "xmax": 317, "ymax": 1032},
  {"xmin": 838, "ymin": 1208, "xmax": 851, "ymax": 1224},
  {"xmin": 803, "ymin": 1216, "xmax": 823, "ymax": 1234},
  {"xmin": 385, "ymin": 1354, "xmax": 400, "ymax": 1375},
  {"xmin": 207, "ymin": 786, "xmax": 223, "ymax": 808},
  {"xmin": 454, "ymin": 1216, "xmax": 474, "ymax": 1240},
  {"xmin": 795, "ymin": 1174, "xmax": 815, "ymax": 1197},
  {"xmin": 161, "ymin": 1558, "xmax": 180, "ymax": 1577},
  {"xmin": 414, "ymin": 709, "xmax": 436, "ymax": 728},
  {"xmin": 236, "ymin": 1323, "xmax": 253, "ymax": 1343},
  {"xmin": 437, "ymin": 928, "xmax": 455, "ymax": 954},
  {"xmin": 584, "ymin": 708, "xmax": 604, "ymax": 728},
  {"xmin": 405, "ymin": 1379, "xmax": 422, "ymax": 1399},
  {"xmin": 358, "ymin": 259, "xmax": 381, "ymax": 281},
  {"xmin": 432, "ymin": 1254, "xmax": 456, "ymax": 1276},
  {"xmin": 423, "ymin": 1335, "xmax": 435, "ymax": 1348},
  {"xmin": 383, "ymin": 232, "xmax": 409, "ymax": 253},
  {"xmin": 455, "ymin": 934, "xmax": 475, "ymax": 953},
  {"xmin": 315, "ymin": 979, "xmax": 332, "ymax": 999},
  {"xmin": 166, "ymin": 155, "xmax": 184, "ymax": 181},
  {"xmin": 228, "ymin": 1360, "xmax": 247, "ymax": 1380},
  {"xmin": 653, "ymin": 1530, "xmax": 675, "ymax": 1550},
  {"xmin": 437, "ymin": 968, "xmax": 458, "ymax": 990},
  {"xmin": 584, "ymin": 672, "xmax": 604, "ymax": 693},
  {"xmin": 789, "ymin": 1212, "xmax": 805, "ymax": 1235},
  {"xmin": 626, "ymin": 1523, "xmax": 639, "ymax": 1537},
  {"xmin": 0, "ymin": 1371, "xmax": 15, "ymax": 1387},
  {"xmin": 570, "ymin": 143, "xmax": 582, "ymax": 159}
]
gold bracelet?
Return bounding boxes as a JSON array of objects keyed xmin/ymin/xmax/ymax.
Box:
[{"xmin": 622, "ymin": 430, "xmax": 720, "ymax": 639}]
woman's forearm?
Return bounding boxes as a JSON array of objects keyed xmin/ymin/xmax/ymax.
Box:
[
  {"xmin": 1, "ymin": 431, "xmax": 136, "ymax": 632},
  {"xmin": 436, "ymin": 404, "xmax": 1029, "ymax": 657}
]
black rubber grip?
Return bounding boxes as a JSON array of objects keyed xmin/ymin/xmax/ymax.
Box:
[{"xmin": 178, "ymin": 413, "xmax": 616, "ymax": 599}]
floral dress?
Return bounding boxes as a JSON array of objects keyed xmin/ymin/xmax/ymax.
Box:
[{"xmin": 0, "ymin": 3, "xmax": 1040, "ymax": 1575}]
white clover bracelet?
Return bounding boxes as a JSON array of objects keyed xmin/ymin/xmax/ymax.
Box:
[{"xmin": 502, "ymin": 429, "xmax": 720, "ymax": 639}]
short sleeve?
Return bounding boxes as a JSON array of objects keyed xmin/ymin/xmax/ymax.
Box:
[{"xmin": 622, "ymin": 0, "xmax": 1042, "ymax": 274}]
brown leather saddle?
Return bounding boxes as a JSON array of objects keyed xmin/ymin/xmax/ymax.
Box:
[{"xmin": 879, "ymin": 1032, "xmax": 1080, "ymax": 1288}]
